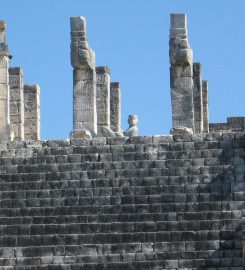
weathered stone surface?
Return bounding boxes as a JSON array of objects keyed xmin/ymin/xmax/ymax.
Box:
[
  {"xmin": 96, "ymin": 66, "xmax": 110, "ymax": 136},
  {"xmin": 71, "ymin": 17, "xmax": 97, "ymax": 135},
  {"xmin": 227, "ymin": 117, "xmax": 245, "ymax": 131},
  {"xmin": 70, "ymin": 17, "xmax": 95, "ymax": 70},
  {"xmin": 202, "ymin": 80, "xmax": 209, "ymax": 133},
  {"xmin": 170, "ymin": 126, "xmax": 193, "ymax": 135},
  {"xmin": 101, "ymin": 126, "xmax": 116, "ymax": 137},
  {"xmin": 70, "ymin": 129, "xmax": 92, "ymax": 140},
  {"xmin": 169, "ymin": 14, "xmax": 194, "ymax": 130},
  {"xmin": 0, "ymin": 22, "xmax": 10, "ymax": 141},
  {"xmin": 9, "ymin": 67, "xmax": 24, "ymax": 141},
  {"xmin": 210, "ymin": 117, "xmax": 245, "ymax": 133},
  {"xmin": 193, "ymin": 63, "xmax": 203, "ymax": 133},
  {"xmin": 0, "ymin": 133, "xmax": 243, "ymax": 268},
  {"xmin": 24, "ymin": 85, "xmax": 40, "ymax": 140},
  {"xmin": 110, "ymin": 82, "xmax": 121, "ymax": 133},
  {"xmin": 0, "ymin": 20, "xmax": 6, "ymax": 43}
]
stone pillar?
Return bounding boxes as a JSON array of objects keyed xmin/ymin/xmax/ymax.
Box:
[
  {"xmin": 9, "ymin": 67, "xmax": 24, "ymax": 140},
  {"xmin": 70, "ymin": 17, "xmax": 97, "ymax": 136},
  {"xmin": 243, "ymin": 220, "xmax": 245, "ymax": 267},
  {"xmin": 193, "ymin": 63, "xmax": 203, "ymax": 133},
  {"xmin": 202, "ymin": 80, "xmax": 209, "ymax": 133},
  {"xmin": 96, "ymin": 66, "xmax": 110, "ymax": 136},
  {"xmin": 110, "ymin": 82, "xmax": 121, "ymax": 133},
  {"xmin": 0, "ymin": 20, "xmax": 10, "ymax": 141},
  {"xmin": 24, "ymin": 85, "xmax": 40, "ymax": 140},
  {"xmin": 169, "ymin": 14, "xmax": 194, "ymax": 131}
]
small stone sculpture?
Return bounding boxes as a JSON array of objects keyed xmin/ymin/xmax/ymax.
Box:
[{"xmin": 124, "ymin": 115, "xmax": 139, "ymax": 137}]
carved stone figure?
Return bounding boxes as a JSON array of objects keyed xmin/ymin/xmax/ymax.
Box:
[
  {"xmin": 124, "ymin": 115, "xmax": 139, "ymax": 137},
  {"xmin": 169, "ymin": 14, "xmax": 195, "ymax": 131}
]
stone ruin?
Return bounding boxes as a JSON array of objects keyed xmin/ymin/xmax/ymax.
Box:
[
  {"xmin": 0, "ymin": 13, "xmax": 243, "ymax": 270},
  {"xmin": 169, "ymin": 14, "xmax": 245, "ymax": 135},
  {"xmin": 1, "ymin": 15, "xmax": 244, "ymax": 142},
  {"xmin": 0, "ymin": 21, "xmax": 40, "ymax": 142}
]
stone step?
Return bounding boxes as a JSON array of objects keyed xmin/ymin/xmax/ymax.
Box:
[
  {"xmin": 0, "ymin": 253, "xmax": 242, "ymax": 269},
  {"xmin": 0, "ymin": 193, "xmax": 243, "ymax": 208},
  {"xmin": 0, "ymin": 152, "xmax": 233, "ymax": 166},
  {"xmin": 2, "ymin": 163, "xmax": 229, "ymax": 176},
  {"xmin": 0, "ymin": 200, "xmax": 243, "ymax": 216},
  {"xmin": 0, "ymin": 189, "xmax": 237, "ymax": 200},
  {"xmin": 0, "ymin": 177, "xmax": 240, "ymax": 196},
  {"xmin": 0, "ymin": 174, "xmax": 239, "ymax": 190},
  {"xmin": 0, "ymin": 230, "xmax": 242, "ymax": 246},
  {"xmin": 0, "ymin": 221, "xmax": 242, "ymax": 237},
  {"xmin": 0, "ymin": 211, "xmax": 241, "ymax": 224},
  {"xmin": 0, "ymin": 244, "xmax": 242, "ymax": 259}
]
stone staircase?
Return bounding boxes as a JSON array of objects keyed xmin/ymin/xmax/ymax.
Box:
[{"xmin": 0, "ymin": 133, "xmax": 243, "ymax": 269}]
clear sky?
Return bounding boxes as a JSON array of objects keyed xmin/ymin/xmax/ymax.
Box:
[{"xmin": 1, "ymin": 0, "xmax": 245, "ymax": 139}]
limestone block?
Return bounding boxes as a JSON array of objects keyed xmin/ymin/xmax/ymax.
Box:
[
  {"xmin": 70, "ymin": 17, "xmax": 95, "ymax": 69},
  {"xmin": 171, "ymin": 89, "xmax": 195, "ymax": 128},
  {"xmin": 170, "ymin": 77, "xmax": 193, "ymax": 91},
  {"xmin": 73, "ymin": 80, "xmax": 97, "ymax": 130},
  {"xmin": 170, "ymin": 28, "xmax": 187, "ymax": 38},
  {"xmin": 96, "ymin": 66, "xmax": 110, "ymax": 136},
  {"xmin": 170, "ymin": 13, "xmax": 187, "ymax": 29},
  {"xmin": 70, "ymin": 129, "xmax": 92, "ymax": 140},
  {"xmin": 73, "ymin": 69, "xmax": 93, "ymax": 81},
  {"xmin": 202, "ymin": 80, "xmax": 209, "ymax": 133},
  {"xmin": 101, "ymin": 126, "xmax": 116, "ymax": 138},
  {"xmin": 24, "ymin": 85, "xmax": 40, "ymax": 140},
  {"xmin": 170, "ymin": 47, "xmax": 193, "ymax": 66},
  {"xmin": 170, "ymin": 65, "xmax": 192, "ymax": 78},
  {"xmin": 0, "ymin": 67, "xmax": 8, "ymax": 83},
  {"xmin": 0, "ymin": 83, "xmax": 9, "ymax": 99},
  {"xmin": 170, "ymin": 126, "xmax": 193, "ymax": 135}
]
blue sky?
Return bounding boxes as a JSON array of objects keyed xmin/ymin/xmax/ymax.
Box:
[{"xmin": 1, "ymin": 0, "xmax": 245, "ymax": 139}]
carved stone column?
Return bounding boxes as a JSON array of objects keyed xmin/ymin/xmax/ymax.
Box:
[
  {"xmin": 24, "ymin": 85, "xmax": 40, "ymax": 140},
  {"xmin": 70, "ymin": 17, "xmax": 97, "ymax": 136},
  {"xmin": 0, "ymin": 20, "xmax": 10, "ymax": 141},
  {"xmin": 202, "ymin": 80, "xmax": 209, "ymax": 133},
  {"xmin": 169, "ymin": 14, "xmax": 194, "ymax": 131},
  {"xmin": 9, "ymin": 67, "xmax": 24, "ymax": 140},
  {"xmin": 96, "ymin": 66, "xmax": 110, "ymax": 136},
  {"xmin": 193, "ymin": 63, "xmax": 203, "ymax": 133},
  {"xmin": 110, "ymin": 82, "xmax": 121, "ymax": 133}
]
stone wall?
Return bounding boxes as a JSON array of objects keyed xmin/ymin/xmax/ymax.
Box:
[
  {"xmin": 209, "ymin": 117, "xmax": 245, "ymax": 133},
  {"xmin": 0, "ymin": 133, "xmax": 243, "ymax": 269}
]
